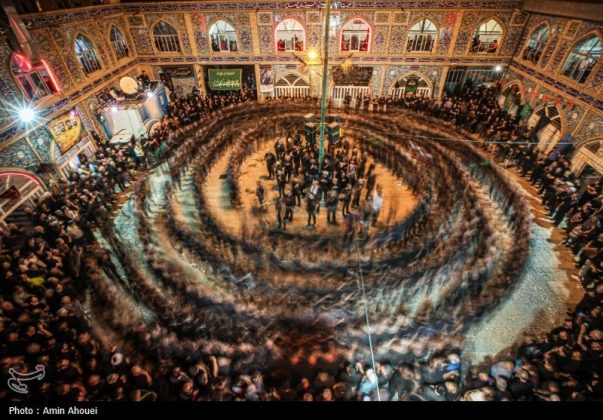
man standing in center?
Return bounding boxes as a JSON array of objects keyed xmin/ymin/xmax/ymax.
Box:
[
  {"xmin": 306, "ymin": 193, "xmax": 317, "ymax": 228},
  {"xmin": 326, "ymin": 187, "xmax": 339, "ymax": 225},
  {"xmin": 284, "ymin": 189, "xmax": 295, "ymax": 223}
]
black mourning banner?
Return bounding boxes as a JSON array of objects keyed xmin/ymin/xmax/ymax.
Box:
[
  {"xmin": 161, "ymin": 65, "xmax": 195, "ymax": 79},
  {"xmin": 332, "ymin": 65, "xmax": 373, "ymax": 86}
]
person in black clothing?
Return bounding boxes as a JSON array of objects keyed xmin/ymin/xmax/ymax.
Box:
[
  {"xmin": 255, "ymin": 181, "xmax": 265, "ymax": 208},
  {"xmin": 292, "ymin": 178, "xmax": 302, "ymax": 206},
  {"xmin": 554, "ymin": 193, "xmax": 578, "ymax": 226},
  {"xmin": 292, "ymin": 148, "xmax": 301, "ymax": 176},
  {"xmin": 306, "ymin": 193, "xmax": 317, "ymax": 227},
  {"xmin": 137, "ymin": 70, "xmax": 151, "ymax": 89},
  {"xmin": 283, "ymin": 156, "xmax": 293, "ymax": 183},
  {"xmin": 264, "ymin": 152, "xmax": 276, "ymax": 179},
  {"xmin": 343, "ymin": 94, "xmax": 352, "ymax": 113},
  {"xmin": 284, "ymin": 190, "xmax": 295, "ymax": 223},
  {"xmin": 340, "ymin": 184, "xmax": 352, "ymax": 217},
  {"xmin": 276, "ymin": 168, "xmax": 286, "ymax": 199},
  {"xmin": 326, "ymin": 188, "xmax": 339, "ymax": 225},
  {"xmin": 508, "ymin": 369, "xmax": 533, "ymax": 400},
  {"xmin": 352, "ymin": 180, "xmax": 363, "ymax": 208},
  {"xmin": 365, "ymin": 170, "xmax": 376, "ymax": 200},
  {"xmin": 275, "ymin": 196, "xmax": 286, "ymax": 230}
]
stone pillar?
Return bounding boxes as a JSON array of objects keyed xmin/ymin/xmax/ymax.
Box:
[
  {"xmin": 448, "ymin": 11, "xmax": 464, "ymax": 55},
  {"xmin": 437, "ymin": 66, "xmax": 449, "ymax": 99},
  {"xmin": 377, "ymin": 65, "xmax": 386, "ymax": 97},
  {"xmin": 185, "ymin": 13, "xmax": 198, "ymax": 56},
  {"xmin": 195, "ymin": 64, "xmax": 206, "ymax": 97},
  {"xmin": 254, "ymin": 64, "xmax": 264, "ymax": 103}
]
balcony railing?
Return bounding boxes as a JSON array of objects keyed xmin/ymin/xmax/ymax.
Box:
[{"xmin": 153, "ymin": 34, "xmax": 181, "ymax": 53}]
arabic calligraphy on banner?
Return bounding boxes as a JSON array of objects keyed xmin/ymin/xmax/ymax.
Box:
[
  {"xmin": 161, "ymin": 65, "xmax": 195, "ymax": 79},
  {"xmin": 208, "ymin": 69, "xmax": 242, "ymax": 91},
  {"xmin": 332, "ymin": 65, "xmax": 373, "ymax": 86}
]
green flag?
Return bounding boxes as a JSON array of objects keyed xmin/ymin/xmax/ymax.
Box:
[{"xmin": 208, "ymin": 69, "xmax": 242, "ymax": 91}]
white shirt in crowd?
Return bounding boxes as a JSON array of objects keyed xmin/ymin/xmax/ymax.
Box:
[{"xmin": 372, "ymin": 191, "xmax": 383, "ymax": 212}]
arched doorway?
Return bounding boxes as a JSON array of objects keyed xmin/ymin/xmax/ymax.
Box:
[
  {"xmin": 0, "ymin": 169, "xmax": 45, "ymax": 228},
  {"xmin": 527, "ymin": 104, "xmax": 563, "ymax": 154},
  {"xmin": 390, "ymin": 73, "xmax": 432, "ymax": 99},
  {"xmin": 572, "ymin": 138, "xmax": 603, "ymax": 177},
  {"xmin": 273, "ymin": 73, "xmax": 309, "ymax": 98}
]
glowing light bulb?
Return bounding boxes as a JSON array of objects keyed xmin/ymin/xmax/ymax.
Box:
[{"xmin": 18, "ymin": 107, "xmax": 35, "ymax": 123}]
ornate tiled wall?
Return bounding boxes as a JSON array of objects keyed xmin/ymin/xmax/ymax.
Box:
[
  {"xmin": 382, "ymin": 65, "xmax": 442, "ymax": 95},
  {"xmin": 0, "ymin": 140, "xmax": 38, "ymax": 170},
  {"xmin": 508, "ymin": 11, "xmax": 602, "ymax": 142},
  {"xmin": 0, "ymin": 40, "xmax": 21, "ymax": 99},
  {"xmin": 574, "ymin": 112, "xmax": 603, "ymax": 145},
  {"xmin": 453, "ymin": 10, "xmax": 513, "ymax": 56},
  {"xmin": 97, "ymin": 15, "xmax": 136, "ymax": 66},
  {"xmin": 30, "ymin": 27, "xmax": 75, "ymax": 91},
  {"xmin": 190, "ymin": 12, "xmax": 255, "ymax": 55},
  {"xmin": 28, "ymin": 127, "xmax": 55, "ymax": 164},
  {"xmin": 128, "ymin": 15, "xmax": 155, "ymax": 56},
  {"xmin": 0, "ymin": 1, "xmax": 601, "ymax": 176},
  {"xmin": 438, "ymin": 11, "xmax": 461, "ymax": 55},
  {"xmin": 144, "ymin": 13, "xmax": 193, "ymax": 55},
  {"xmin": 257, "ymin": 11, "xmax": 275, "ymax": 54}
]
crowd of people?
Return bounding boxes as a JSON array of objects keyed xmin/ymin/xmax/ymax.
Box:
[
  {"xmin": 0, "ymin": 135, "xmax": 144, "ymax": 400},
  {"xmin": 257, "ymin": 136, "xmax": 383, "ymax": 233},
  {"xmin": 0, "ymin": 89, "xmax": 255, "ymax": 401},
  {"xmin": 386, "ymin": 85, "xmax": 603, "ymax": 400},
  {"xmin": 1, "ymin": 80, "xmax": 602, "ymax": 401}
]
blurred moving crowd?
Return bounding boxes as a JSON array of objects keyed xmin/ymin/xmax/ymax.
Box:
[{"xmin": 1, "ymin": 86, "xmax": 602, "ymax": 401}]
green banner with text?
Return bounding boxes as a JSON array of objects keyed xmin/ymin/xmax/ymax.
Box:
[{"xmin": 208, "ymin": 69, "xmax": 242, "ymax": 91}]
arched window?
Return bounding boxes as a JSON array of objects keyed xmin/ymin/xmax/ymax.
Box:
[
  {"xmin": 209, "ymin": 20, "xmax": 237, "ymax": 52},
  {"xmin": 406, "ymin": 19, "xmax": 437, "ymax": 52},
  {"xmin": 340, "ymin": 19, "xmax": 370, "ymax": 52},
  {"xmin": 470, "ymin": 19, "xmax": 503, "ymax": 54},
  {"xmin": 561, "ymin": 34, "xmax": 601, "ymax": 84},
  {"xmin": 274, "ymin": 73, "xmax": 309, "ymax": 98},
  {"xmin": 152, "ymin": 21, "xmax": 181, "ymax": 52},
  {"xmin": 74, "ymin": 35, "xmax": 101, "ymax": 75},
  {"xmin": 584, "ymin": 140, "xmax": 603, "ymax": 157},
  {"xmin": 110, "ymin": 26, "xmax": 129, "ymax": 60},
  {"xmin": 0, "ymin": 170, "xmax": 44, "ymax": 226},
  {"xmin": 275, "ymin": 19, "xmax": 305, "ymax": 52},
  {"xmin": 527, "ymin": 104, "xmax": 562, "ymax": 153},
  {"xmin": 522, "ymin": 24, "xmax": 549, "ymax": 64},
  {"xmin": 573, "ymin": 139, "xmax": 603, "ymax": 178},
  {"xmin": 11, "ymin": 53, "xmax": 59, "ymax": 101}
]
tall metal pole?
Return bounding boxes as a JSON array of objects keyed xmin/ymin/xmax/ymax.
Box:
[{"xmin": 318, "ymin": 0, "xmax": 331, "ymax": 173}]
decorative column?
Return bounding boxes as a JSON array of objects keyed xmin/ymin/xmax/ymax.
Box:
[
  {"xmin": 254, "ymin": 64, "xmax": 264, "ymax": 103},
  {"xmin": 437, "ymin": 66, "xmax": 449, "ymax": 98},
  {"xmin": 318, "ymin": 0, "xmax": 332, "ymax": 172}
]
